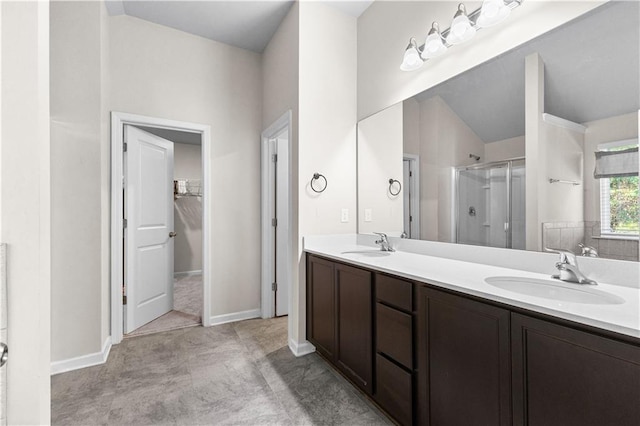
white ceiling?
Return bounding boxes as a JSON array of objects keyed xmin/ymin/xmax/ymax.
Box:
[
  {"xmin": 136, "ymin": 126, "xmax": 202, "ymax": 145},
  {"xmin": 415, "ymin": 1, "xmax": 639, "ymax": 143},
  {"xmin": 105, "ymin": 0, "xmax": 373, "ymax": 53}
]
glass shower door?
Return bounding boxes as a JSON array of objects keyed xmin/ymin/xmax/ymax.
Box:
[
  {"xmin": 457, "ymin": 163, "xmax": 509, "ymax": 248},
  {"xmin": 510, "ymin": 160, "xmax": 526, "ymax": 250}
]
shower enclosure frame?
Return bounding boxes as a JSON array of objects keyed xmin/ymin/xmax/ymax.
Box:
[{"xmin": 454, "ymin": 157, "xmax": 525, "ymax": 249}]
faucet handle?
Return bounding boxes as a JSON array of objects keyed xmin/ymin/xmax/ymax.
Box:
[
  {"xmin": 373, "ymin": 232, "xmax": 388, "ymax": 241},
  {"xmin": 578, "ymin": 243, "xmax": 599, "ymax": 257},
  {"xmin": 545, "ymin": 247, "xmax": 577, "ymax": 265}
]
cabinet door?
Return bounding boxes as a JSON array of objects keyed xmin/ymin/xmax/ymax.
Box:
[
  {"xmin": 306, "ymin": 255, "xmax": 335, "ymax": 359},
  {"xmin": 336, "ymin": 263, "xmax": 373, "ymax": 394},
  {"xmin": 417, "ymin": 287, "xmax": 511, "ymax": 426},
  {"xmin": 512, "ymin": 313, "xmax": 640, "ymax": 426}
]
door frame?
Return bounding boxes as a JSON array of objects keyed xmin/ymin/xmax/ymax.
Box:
[
  {"xmin": 403, "ymin": 154, "xmax": 421, "ymax": 239},
  {"xmin": 110, "ymin": 111, "xmax": 212, "ymax": 344},
  {"xmin": 260, "ymin": 110, "xmax": 292, "ymax": 319}
]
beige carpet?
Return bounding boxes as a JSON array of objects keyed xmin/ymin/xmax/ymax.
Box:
[{"xmin": 126, "ymin": 273, "xmax": 202, "ymax": 337}]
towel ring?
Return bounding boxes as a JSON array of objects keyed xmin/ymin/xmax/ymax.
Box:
[
  {"xmin": 311, "ymin": 173, "xmax": 328, "ymax": 193},
  {"xmin": 388, "ymin": 179, "xmax": 401, "ymax": 196}
]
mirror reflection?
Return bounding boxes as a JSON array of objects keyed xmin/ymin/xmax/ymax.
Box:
[{"xmin": 357, "ymin": 2, "xmax": 639, "ymax": 261}]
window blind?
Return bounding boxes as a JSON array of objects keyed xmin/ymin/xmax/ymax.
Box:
[{"xmin": 593, "ymin": 147, "xmax": 639, "ymax": 179}]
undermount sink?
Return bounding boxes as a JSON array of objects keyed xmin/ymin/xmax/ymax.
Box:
[
  {"xmin": 341, "ymin": 250, "xmax": 392, "ymax": 258},
  {"xmin": 485, "ymin": 276, "xmax": 625, "ymax": 305}
]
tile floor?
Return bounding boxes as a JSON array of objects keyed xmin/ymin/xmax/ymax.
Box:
[
  {"xmin": 52, "ymin": 317, "xmax": 391, "ymax": 425},
  {"xmin": 127, "ymin": 275, "xmax": 203, "ymax": 337}
]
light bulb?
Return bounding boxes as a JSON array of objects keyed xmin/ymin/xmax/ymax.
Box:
[
  {"xmin": 446, "ymin": 4, "xmax": 476, "ymax": 45},
  {"xmin": 484, "ymin": 1, "xmax": 500, "ymax": 17},
  {"xmin": 400, "ymin": 39, "xmax": 424, "ymax": 71},
  {"xmin": 422, "ymin": 22, "xmax": 447, "ymax": 59},
  {"xmin": 452, "ymin": 16, "xmax": 470, "ymax": 37},
  {"xmin": 477, "ymin": 0, "xmax": 511, "ymax": 28}
]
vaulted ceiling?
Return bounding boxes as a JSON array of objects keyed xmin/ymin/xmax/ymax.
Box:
[
  {"xmin": 415, "ymin": 1, "xmax": 639, "ymax": 143},
  {"xmin": 105, "ymin": 1, "xmax": 373, "ymax": 53}
]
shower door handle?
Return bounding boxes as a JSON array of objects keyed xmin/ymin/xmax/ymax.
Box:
[{"xmin": 504, "ymin": 222, "xmax": 509, "ymax": 232}]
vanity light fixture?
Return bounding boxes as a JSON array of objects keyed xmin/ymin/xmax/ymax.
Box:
[
  {"xmin": 400, "ymin": 38, "xmax": 424, "ymax": 71},
  {"xmin": 446, "ymin": 4, "xmax": 476, "ymax": 45},
  {"xmin": 400, "ymin": 0, "xmax": 524, "ymax": 71},
  {"xmin": 422, "ymin": 22, "xmax": 447, "ymax": 59}
]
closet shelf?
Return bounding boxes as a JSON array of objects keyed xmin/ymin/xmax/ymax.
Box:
[{"xmin": 174, "ymin": 179, "xmax": 202, "ymax": 200}]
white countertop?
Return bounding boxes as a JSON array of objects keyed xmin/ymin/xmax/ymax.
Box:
[{"xmin": 304, "ymin": 236, "xmax": 640, "ymax": 340}]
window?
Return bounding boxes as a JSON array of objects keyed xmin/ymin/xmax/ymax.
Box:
[
  {"xmin": 597, "ymin": 140, "xmax": 639, "ymax": 236},
  {"xmin": 600, "ymin": 176, "xmax": 639, "ymax": 235}
]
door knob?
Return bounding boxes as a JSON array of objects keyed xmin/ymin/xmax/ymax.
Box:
[{"xmin": 169, "ymin": 232, "xmax": 177, "ymax": 238}]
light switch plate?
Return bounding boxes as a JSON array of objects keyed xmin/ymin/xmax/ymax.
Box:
[
  {"xmin": 341, "ymin": 208, "xmax": 349, "ymax": 223},
  {"xmin": 364, "ymin": 209, "xmax": 372, "ymax": 222}
]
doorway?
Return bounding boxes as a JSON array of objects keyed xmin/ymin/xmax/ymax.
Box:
[
  {"xmin": 110, "ymin": 112, "xmax": 212, "ymax": 345},
  {"xmin": 125, "ymin": 125, "xmax": 204, "ymax": 337},
  {"xmin": 403, "ymin": 154, "xmax": 420, "ymax": 239},
  {"xmin": 261, "ymin": 111, "xmax": 292, "ymax": 319}
]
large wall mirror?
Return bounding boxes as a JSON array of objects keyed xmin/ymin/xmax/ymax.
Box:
[{"xmin": 357, "ymin": 2, "xmax": 639, "ymax": 261}]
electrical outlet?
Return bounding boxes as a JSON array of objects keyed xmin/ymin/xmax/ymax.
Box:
[
  {"xmin": 341, "ymin": 208, "xmax": 349, "ymax": 223},
  {"xmin": 364, "ymin": 209, "xmax": 372, "ymax": 222}
]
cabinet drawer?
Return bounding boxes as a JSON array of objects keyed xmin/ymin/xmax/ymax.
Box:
[
  {"xmin": 376, "ymin": 303, "xmax": 412, "ymax": 369},
  {"xmin": 376, "ymin": 274, "xmax": 412, "ymax": 311},
  {"xmin": 376, "ymin": 354, "xmax": 412, "ymax": 426}
]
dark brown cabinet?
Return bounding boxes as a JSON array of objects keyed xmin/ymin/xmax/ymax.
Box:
[
  {"xmin": 512, "ymin": 313, "xmax": 640, "ymax": 426},
  {"xmin": 376, "ymin": 353, "xmax": 413, "ymax": 426},
  {"xmin": 336, "ymin": 263, "xmax": 373, "ymax": 393},
  {"xmin": 306, "ymin": 255, "xmax": 336, "ymax": 359},
  {"xmin": 306, "ymin": 253, "xmax": 640, "ymax": 426},
  {"xmin": 306, "ymin": 255, "xmax": 373, "ymax": 394},
  {"xmin": 375, "ymin": 273, "xmax": 415, "ymax": 425},
  {"xmin": 417, "ymin": 286, "xmax": 511, "ymax": 426}
]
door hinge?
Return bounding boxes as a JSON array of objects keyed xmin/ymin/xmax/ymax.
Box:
[
  {"xmin": 272, "ymin": 154, "xmax": 277, "ymax": 163},
  {"xmin": 272, "ymin": 218, "xmax": 277, "ymax": 227},
  {"xmin": 409, "ymin": 171, "xmax": 412, "ymax": 177},
  {"xmin": 123, "ymin": 142, "xmax": 128, "ymax": 152},
  {"xmin": 272, "ymin": 282, "xmax": 277, "ymax": 291},
  {"xmin": 410, "ymin": 215, "xmax": 413, "ymax": 222},
  {"xmin": 123, "ymin": 218, "xmax": 128, "ymax": 229},
  {"xmin": 123, "ymin": 295, "xmax": 127, "ymax": 305}
]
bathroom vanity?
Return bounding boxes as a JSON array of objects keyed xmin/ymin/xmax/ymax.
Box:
[{"xmin": 304, "ymin": 236, "xmax": 640, "ymax": 426}]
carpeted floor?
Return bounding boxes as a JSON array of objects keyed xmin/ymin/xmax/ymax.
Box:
[{"xmin": 126, "ymin": 273, "xmax": 202, "ymax": 337}]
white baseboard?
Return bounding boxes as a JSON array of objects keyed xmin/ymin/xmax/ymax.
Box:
[
  {"xmin": 51, "ymin": 336, "xmax": 112, "ymax": 375},
  {"xmin": 209, "ymin": 308, "xmax": 261, "ymax": 326},
  {"xmin": 289, "ymin": 338, "xmax": 316, "ymax": 357},
  {"xmin": 174, "ymin": 269, "xmax": 202, "ymax": 277}
]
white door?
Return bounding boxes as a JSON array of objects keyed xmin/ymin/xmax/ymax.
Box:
[
  {"xmin": 403, "ymin": 159, "xmax": 411, "ymax": 237},
  {"xmin": 125, "ymin": 125, "xmax": 175, "ymax": 333},
  {"xmin": 261, "ymin": 112, "xmax": 291, "ymax": 319},
  {"xmin": 274, "ymin": 131, "xmax": 289, "ymax": 316}
]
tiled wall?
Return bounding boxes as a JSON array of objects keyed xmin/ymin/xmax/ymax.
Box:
[
  {"xmin": 542, "ymin": 221, "xmax": 639, "ymax": 261},
  {"xmin": 584, "ymin": 221, "xmax": 639, "ymax": 262},
  {"xmin": 541, "ymin": 222, "xmax": 585, "ymax": 254}
]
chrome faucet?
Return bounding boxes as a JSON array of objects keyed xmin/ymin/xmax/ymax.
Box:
[
  {"xmin": 545, "ymin": 248, "xmax": 597, "ymax": 285},
  {"xmin": 578, "ymin": 243, "xmax": 599, "ymax": 258},
  {"xmin": 374, "ymin": 232, "xmax": 395, "ymax": 252}
]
